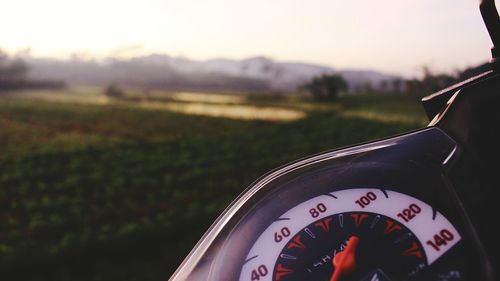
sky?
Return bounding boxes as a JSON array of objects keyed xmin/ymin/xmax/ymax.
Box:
[{"xmin": 1, "ymin": 0, "xmax": 498, "ymax": 76}]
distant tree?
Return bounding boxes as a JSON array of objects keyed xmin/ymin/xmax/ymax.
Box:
[
  {"xmin": 0, "ymin": 58, "xmax": 29, "ymax": 80},
  {"xmin": 7, "ymin": 59, "xmax": 28, "ymax": 79},
  {"xmin": 104, "ymin": 84, "xmax": 125, "ymax": 98},
  {"xmin": 302, "ymin": 74, "xmax": 348, "ymax": 100},
  {"xmin": 405, "ymin": 66, "xmax": 456, "ymax": 94},
  {"xmin": 0, "ymin": 49, "xmax": 6, "ymax": 65},
  {"xmin": 378, "ymin": 80, "xmax": 388, "ymax": 92},
  {"xmin": 391, "ymin": 79, "xmax": 404, "ymax": 93},
  {"xmin": 1, "ymin": 53, "xmax": 31, "ymax": 91},
  {"xmin": 361, "ymin": 81, "xmax": 374, "ymax": 94},
  {"xmin": 457, "ymin": 62, "xmax": 490, "ymax": 81},
  {"xmin": 0, "ymin": 51, "xmax": 64, "ymax": 92}
]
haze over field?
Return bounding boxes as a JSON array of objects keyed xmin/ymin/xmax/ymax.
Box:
[{"xmin": 24, "ymin": 55, "xmax": 401, "ymax": 93}]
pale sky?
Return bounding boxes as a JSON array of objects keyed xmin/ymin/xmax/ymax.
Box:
[{"xmin": 1, "ymin": 0, "xmax": 498, "ymax": 76}]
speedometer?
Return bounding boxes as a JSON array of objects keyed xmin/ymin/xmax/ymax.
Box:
[
  {"xmin": 168, "ymin": 1, "xmax": 500, "ymax": 279},
  {"xmin": 170, "ymin": 128, "xmax": 492, "ymax": 281},
  {"xmin": 240, "ymin": 188, "xmax": 460, "ymax": 281}
]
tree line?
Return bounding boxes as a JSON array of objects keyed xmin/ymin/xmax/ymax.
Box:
[{"xmin": 301, "ymin": 64, "xmax": 487, "ymax": 100}]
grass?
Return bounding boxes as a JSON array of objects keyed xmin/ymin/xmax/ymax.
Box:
[{"xmin": 0, "ymin": 88, "xmax": 428, "ymax": 281}]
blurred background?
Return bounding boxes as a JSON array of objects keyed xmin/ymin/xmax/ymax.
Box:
[{"xmin": 0, "ymin": 0, "xmax": 497, "ymax": 280}]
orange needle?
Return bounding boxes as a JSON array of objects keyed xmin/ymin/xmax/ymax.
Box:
[{"xmin": 330, "ymin": 236, "xmax": 359, "ymax": 281}]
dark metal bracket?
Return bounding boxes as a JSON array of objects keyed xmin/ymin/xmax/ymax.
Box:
[
  {"xmin": 480, "ymin": 0, "xmax": 500, "ymax": 63},
  {"xmin": 421, "ymin": 0, "xmax": 500, "ymax": 121}
]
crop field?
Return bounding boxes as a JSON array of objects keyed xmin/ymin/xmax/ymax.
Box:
[{"xmin": 0, "ymin": 88, "xmax": 428, "ymax": 281}]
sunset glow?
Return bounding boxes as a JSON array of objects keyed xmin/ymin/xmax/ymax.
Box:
[{"xmin": 1, "ymin": 0, "xmax": 498, "ymax": 76}]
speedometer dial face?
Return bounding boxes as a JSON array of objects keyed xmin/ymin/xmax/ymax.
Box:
[
  {"xmin": 239, "ymin": 188, "xmax": 461, "ymax": 281},
  {"xmin": 273, "ymin": 212, "xmax": 426, "ymax": 281}
]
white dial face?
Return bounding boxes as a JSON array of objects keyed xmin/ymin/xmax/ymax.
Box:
[{"xmin": 239, "ymin": 188, "xmax": 461, "ymax": 281}]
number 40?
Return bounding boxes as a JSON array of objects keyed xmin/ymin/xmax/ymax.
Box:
[{"xmin": 251, "ymin": 265, "xmax": 268, "ymax": 281}]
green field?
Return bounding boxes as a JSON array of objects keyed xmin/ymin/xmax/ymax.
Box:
[{"xmin": 0, "ymin": 88, "xmax": 428, "ymax": 281}]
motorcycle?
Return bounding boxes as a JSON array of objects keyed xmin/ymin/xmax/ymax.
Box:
[{"xmin": 169, "ymin": 1, "xmax": 500, "ymax": 280}]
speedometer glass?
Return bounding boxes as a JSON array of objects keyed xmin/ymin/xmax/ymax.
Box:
[
  {"xmin": 170, "ymin": 129, "xmax": 488, "ymax": 281},
  {"xmin": 167, "ymin": 1, "xmax": 500, "ymax": 279},
  {"xmin": 240, "ymin": 188, "xmax": 460, "ymax": 281}
]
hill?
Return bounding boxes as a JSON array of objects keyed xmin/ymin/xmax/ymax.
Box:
[{"xmin": 26, "ymin": 55, "xmax": 400, "ymax": 93}]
